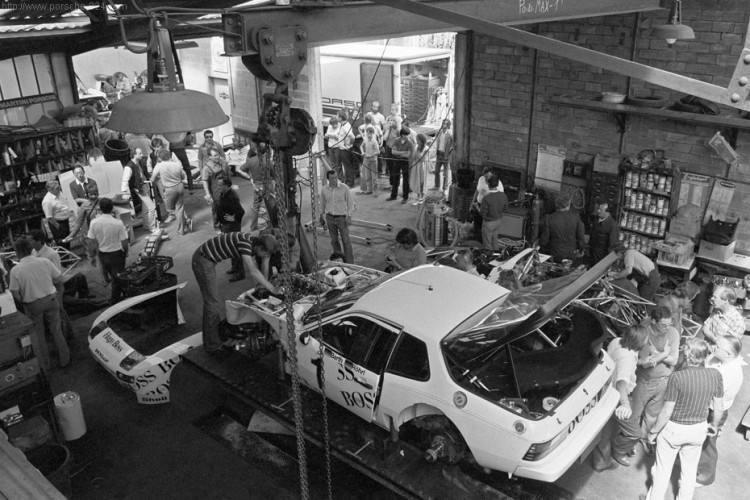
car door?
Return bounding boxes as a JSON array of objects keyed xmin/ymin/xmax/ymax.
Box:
[{"xmin": 298, "ymin": 314, "xmax": 397, "ymax": 422}]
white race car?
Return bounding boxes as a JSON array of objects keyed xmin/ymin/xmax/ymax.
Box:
[
  {"xmin": 88, "ymin": 283, "xmax": 202, "ymax": 404},
  {"xmin": 239, "ymin": 257, "xmax": 619, "ymax": 482}
]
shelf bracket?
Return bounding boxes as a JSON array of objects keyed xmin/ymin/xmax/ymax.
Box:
[{"xmin": 614, "ymin": 113, "xmax": 628, "ymax": 134}]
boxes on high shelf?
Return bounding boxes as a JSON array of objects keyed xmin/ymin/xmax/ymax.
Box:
[
  {"xmin": 669, "ymin": 216, "xmax": 701, "ymax": 240},
  {"xmin": 698, "ymin": 239, "xmax": 736, "ymax": 262}
]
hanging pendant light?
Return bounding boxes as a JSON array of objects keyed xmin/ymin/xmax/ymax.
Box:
[
  {"xmin": 106, "ymin": 19, "xmax": 228, "ymax": 135},
  {"xmin": 651, "ymin": 0, "xmax": 695, "ymax": 47}
]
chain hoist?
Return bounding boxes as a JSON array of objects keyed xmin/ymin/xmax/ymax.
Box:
[
  {"xmin": 308, "ymin": 144, "xmax": 334, "ymax": 500},
  {"xmin": 270, "ymin": 146, "xmax": 310, "ymax": 499}
]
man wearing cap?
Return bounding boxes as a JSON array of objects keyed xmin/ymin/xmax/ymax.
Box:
[{"xmin": 192, "ymin": 232, "xmax": 279, "ymax": 356}]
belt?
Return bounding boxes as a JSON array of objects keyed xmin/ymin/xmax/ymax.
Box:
[
  {"xmin": 23, "ymin": 293, "xmax": 56, "ymax": 305},
  {"xmin": 326, "ymin": 214, "xmax": 346, "ymax": 218}
]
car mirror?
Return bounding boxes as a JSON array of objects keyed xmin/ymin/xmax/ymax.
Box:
[{"xmin": 300, "ymin": 332, "xmax": 310, "ymax": 345}]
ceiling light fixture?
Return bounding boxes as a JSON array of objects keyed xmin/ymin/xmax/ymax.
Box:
[
  {"xmin": 651, "ymin": 0, "xmax": 695, "ymax": 47},
  {"xmin": 106, "ymin": 18, "xmax": 228, "ymax": 138}
]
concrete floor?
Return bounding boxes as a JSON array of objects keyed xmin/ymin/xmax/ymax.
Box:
[{"xmin": 42, "ymin": 168, "xmax": 750, "ymax": 499}]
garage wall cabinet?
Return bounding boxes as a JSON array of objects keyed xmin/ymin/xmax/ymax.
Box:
[{"xmin": 0, "ymin": 125, "xmax": 95, "ymax": 249}]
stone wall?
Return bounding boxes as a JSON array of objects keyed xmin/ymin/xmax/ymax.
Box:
[{"xmin": 468, "ymin": 0, "xmax": 750, "ymax": 180}]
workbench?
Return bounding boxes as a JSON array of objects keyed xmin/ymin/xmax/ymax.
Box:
[
  {"xmin": 697, "ymin": 253, "xmax": 750, "ymax": 278},
  {"xmin": 657, "ymin": 256, "xmax": 696, "ymax": 283}
]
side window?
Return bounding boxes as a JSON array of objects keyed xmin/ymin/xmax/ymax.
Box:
[
  {"xmin": 387, "ymin": 333, "xmax": 430, "ymax": 381},
  {"xmin": 320, "ymin": 316, "xmax": 396, "ymax": 373}
]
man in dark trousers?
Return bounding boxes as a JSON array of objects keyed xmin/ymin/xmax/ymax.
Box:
[
  {"xmin": 480, "ymin": 174, "xmax": 508, "ymax": 250},
  {"xmin": 216, "ymin": 177, "xmax": 245, "ymax": 282},
  {"xmin": 539, "ymin": 193, "xmax": 585, "ymax": 263},
  {"xmin": 8, "ymin": 237, "xmax": 69, "ymax": 369},
  {"xmin": 641, "ymin": 338, "xmax": 724, "ymax": 500},
  {"xmin": 589, "ymin": 202, "xmax": 619, "ymax": 266},
  {"xmin": 87, "ymin": 198, "xmax": 129, "ymax": 304},
  {"xmin": 169, "ymin": 132, "xmax": 195, "ymax": 192},
  {"xmin": 192, "ymin": 232, "xmax": 279, "ymax": 356}
]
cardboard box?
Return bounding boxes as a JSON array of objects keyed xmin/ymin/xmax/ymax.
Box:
[
  {"xmin": 654, "ymin": 236, "xmax": 694, "ymax": 265},
  {"xmin": 0, "ymin": 291, "xmax": 17, "ymax": 318},
  {"xmin": 698, "ymin": 240, "xmax": 736, "ymax": 262},
  {"xmin": 669, "ymin": 217, "xmax": 701, "ymax": 239}
]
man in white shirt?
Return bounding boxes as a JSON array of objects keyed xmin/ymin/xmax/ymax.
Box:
[
  {"xmin": 8, "ymin": 237, "xmax": 68, "ymax": 369},
  {"xmin": 42, "ymin": 180, "xmax": 74, "ymax": 249},
  {"xmin": 29, "ymin": 229, "xmax": 92, "ymax": 300},
  {"xmin": 151, "ymin": 148, "xmax": 190, "ymax": 234},
  {"xmin": 320, "ymin": 170, "xmax": 356, "ymax": 263},
  {"xmin": 612, "ymin": 243, "xmax": 662, "ymax": 301},
  {"xmin": 697, "ymin": 334, "xmax": 744, "ymax": 486},
  {"xmin": 592, "ymin": 325, "xmax": 651, "ymax": 471},
  {"xmin": 87, "ymin": 198, "xmax": 129, "ymax": 304},
  {"xmin": 364, "ymin": 101, "xmax": 386, "ymax": 134}
]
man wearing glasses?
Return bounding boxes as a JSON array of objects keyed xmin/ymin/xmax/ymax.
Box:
[
  {"xmin": 611, "ymin": 306, "xmax": 680, "ymax": 465},
  {"xmin": 701, "ymin": 286, "xmax": 745, "ymax": 343}
]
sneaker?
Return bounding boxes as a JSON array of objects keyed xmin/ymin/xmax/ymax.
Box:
[
  {"xmin": 412, "ymin": 200, "xmax": 421, "ymax": 206},
  {"xmin": 150, "ymin": 229, "xmax": 162, "ymax": 236}
]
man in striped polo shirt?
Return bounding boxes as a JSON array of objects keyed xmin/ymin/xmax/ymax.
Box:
[
  {"xmin": 641, "ymin": 338, "xmax": 724, "ymax": 500},
  {"xmin": 192, "ymin": 232, "xmax": 279, "ymax": 355}
]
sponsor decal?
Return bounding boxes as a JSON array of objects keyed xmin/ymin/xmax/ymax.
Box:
[
  {"xmin": 102, "ymin": 331, "xmax": 124, "ymax": 353},
  {"xmin": 340, "ymin": 390, "xmax": 375, "ymax": 409}
]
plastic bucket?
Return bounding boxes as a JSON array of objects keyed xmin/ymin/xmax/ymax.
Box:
[
  {"xmin": 54, "ymin": 391, "xmax": 87, "ymax": 441},
  {"xmin": 26, "ymin": 443, "xmax": 72, "ymax": 499},
  {"xmin": 103, "ymin": 138, "xmax": 131, "ymax": 166}
]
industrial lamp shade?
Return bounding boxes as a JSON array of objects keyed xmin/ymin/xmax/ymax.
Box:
[
  {"xmin": 650, "ymin": 0, "xmax": 695, "ymax": 46},
  {"xmin": 105, "ymin": 21, "xmax": 228, "ymax": 134},
  {"xmin": 107, "ymin": 91, "xmax": 228, "ymax": 134},
  {"xmin": 651, "ymin": 23, "xmax": 695, "ymax": 46}
]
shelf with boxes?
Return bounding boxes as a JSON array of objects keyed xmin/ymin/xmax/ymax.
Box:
[
  {"xmin": 0, "ymin": 125, "xmax": 95, "ymax": 249},
  {"xmin": 617, "ymin": 161, "xmax": 678, "ymax": 257}
]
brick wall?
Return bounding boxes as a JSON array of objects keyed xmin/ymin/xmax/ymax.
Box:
[{"xmin": 468, "ymin": 0, "xmax": 750, "ymax": 180}]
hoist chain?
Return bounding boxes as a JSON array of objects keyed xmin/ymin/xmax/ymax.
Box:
[
  {"xmin": 268, "ymin": 146, "xmax": 310, "ymax": 500},
  {"xmin": 308, "ymin": 146, "xmax": 333, "ymax": 500}
]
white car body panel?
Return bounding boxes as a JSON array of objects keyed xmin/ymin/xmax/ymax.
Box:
[
  {"xmin": 88, "ymin": 283, "xmax": 203, "ymax": 404},
  {"xmin": 241, "ymin": 261, "xmax": 619, "ymax": 481}
]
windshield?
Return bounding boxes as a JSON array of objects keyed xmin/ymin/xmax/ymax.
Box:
[
  {"xmin": 442, "ymin": 271, "xmax": 584, "ymax": 367},
  {"xmin": 303, "ymin": 271, "xmax": 393, "ymax": 324}
]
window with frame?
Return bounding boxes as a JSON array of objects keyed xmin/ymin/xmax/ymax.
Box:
[
  {"xmin": 319, "ymin": 316, "xmax": 397, "ymax": 373},
  {"xmin": 387, "ymin": 333, "xmax": 430, "ymax": 381}
]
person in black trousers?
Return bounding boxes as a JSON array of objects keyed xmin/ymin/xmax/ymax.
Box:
[
  {"xmin": 216, "ymin": 177, "xmax": 245, "ymax": 282},
  {"xmin": 170, "ymin": 132, "xmax": 195, "ymax": 192}
]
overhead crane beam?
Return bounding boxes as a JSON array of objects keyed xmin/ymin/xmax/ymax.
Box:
[{"xmin": 369, "ymin": 0, "xmax": 750, "ymax": 111}]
